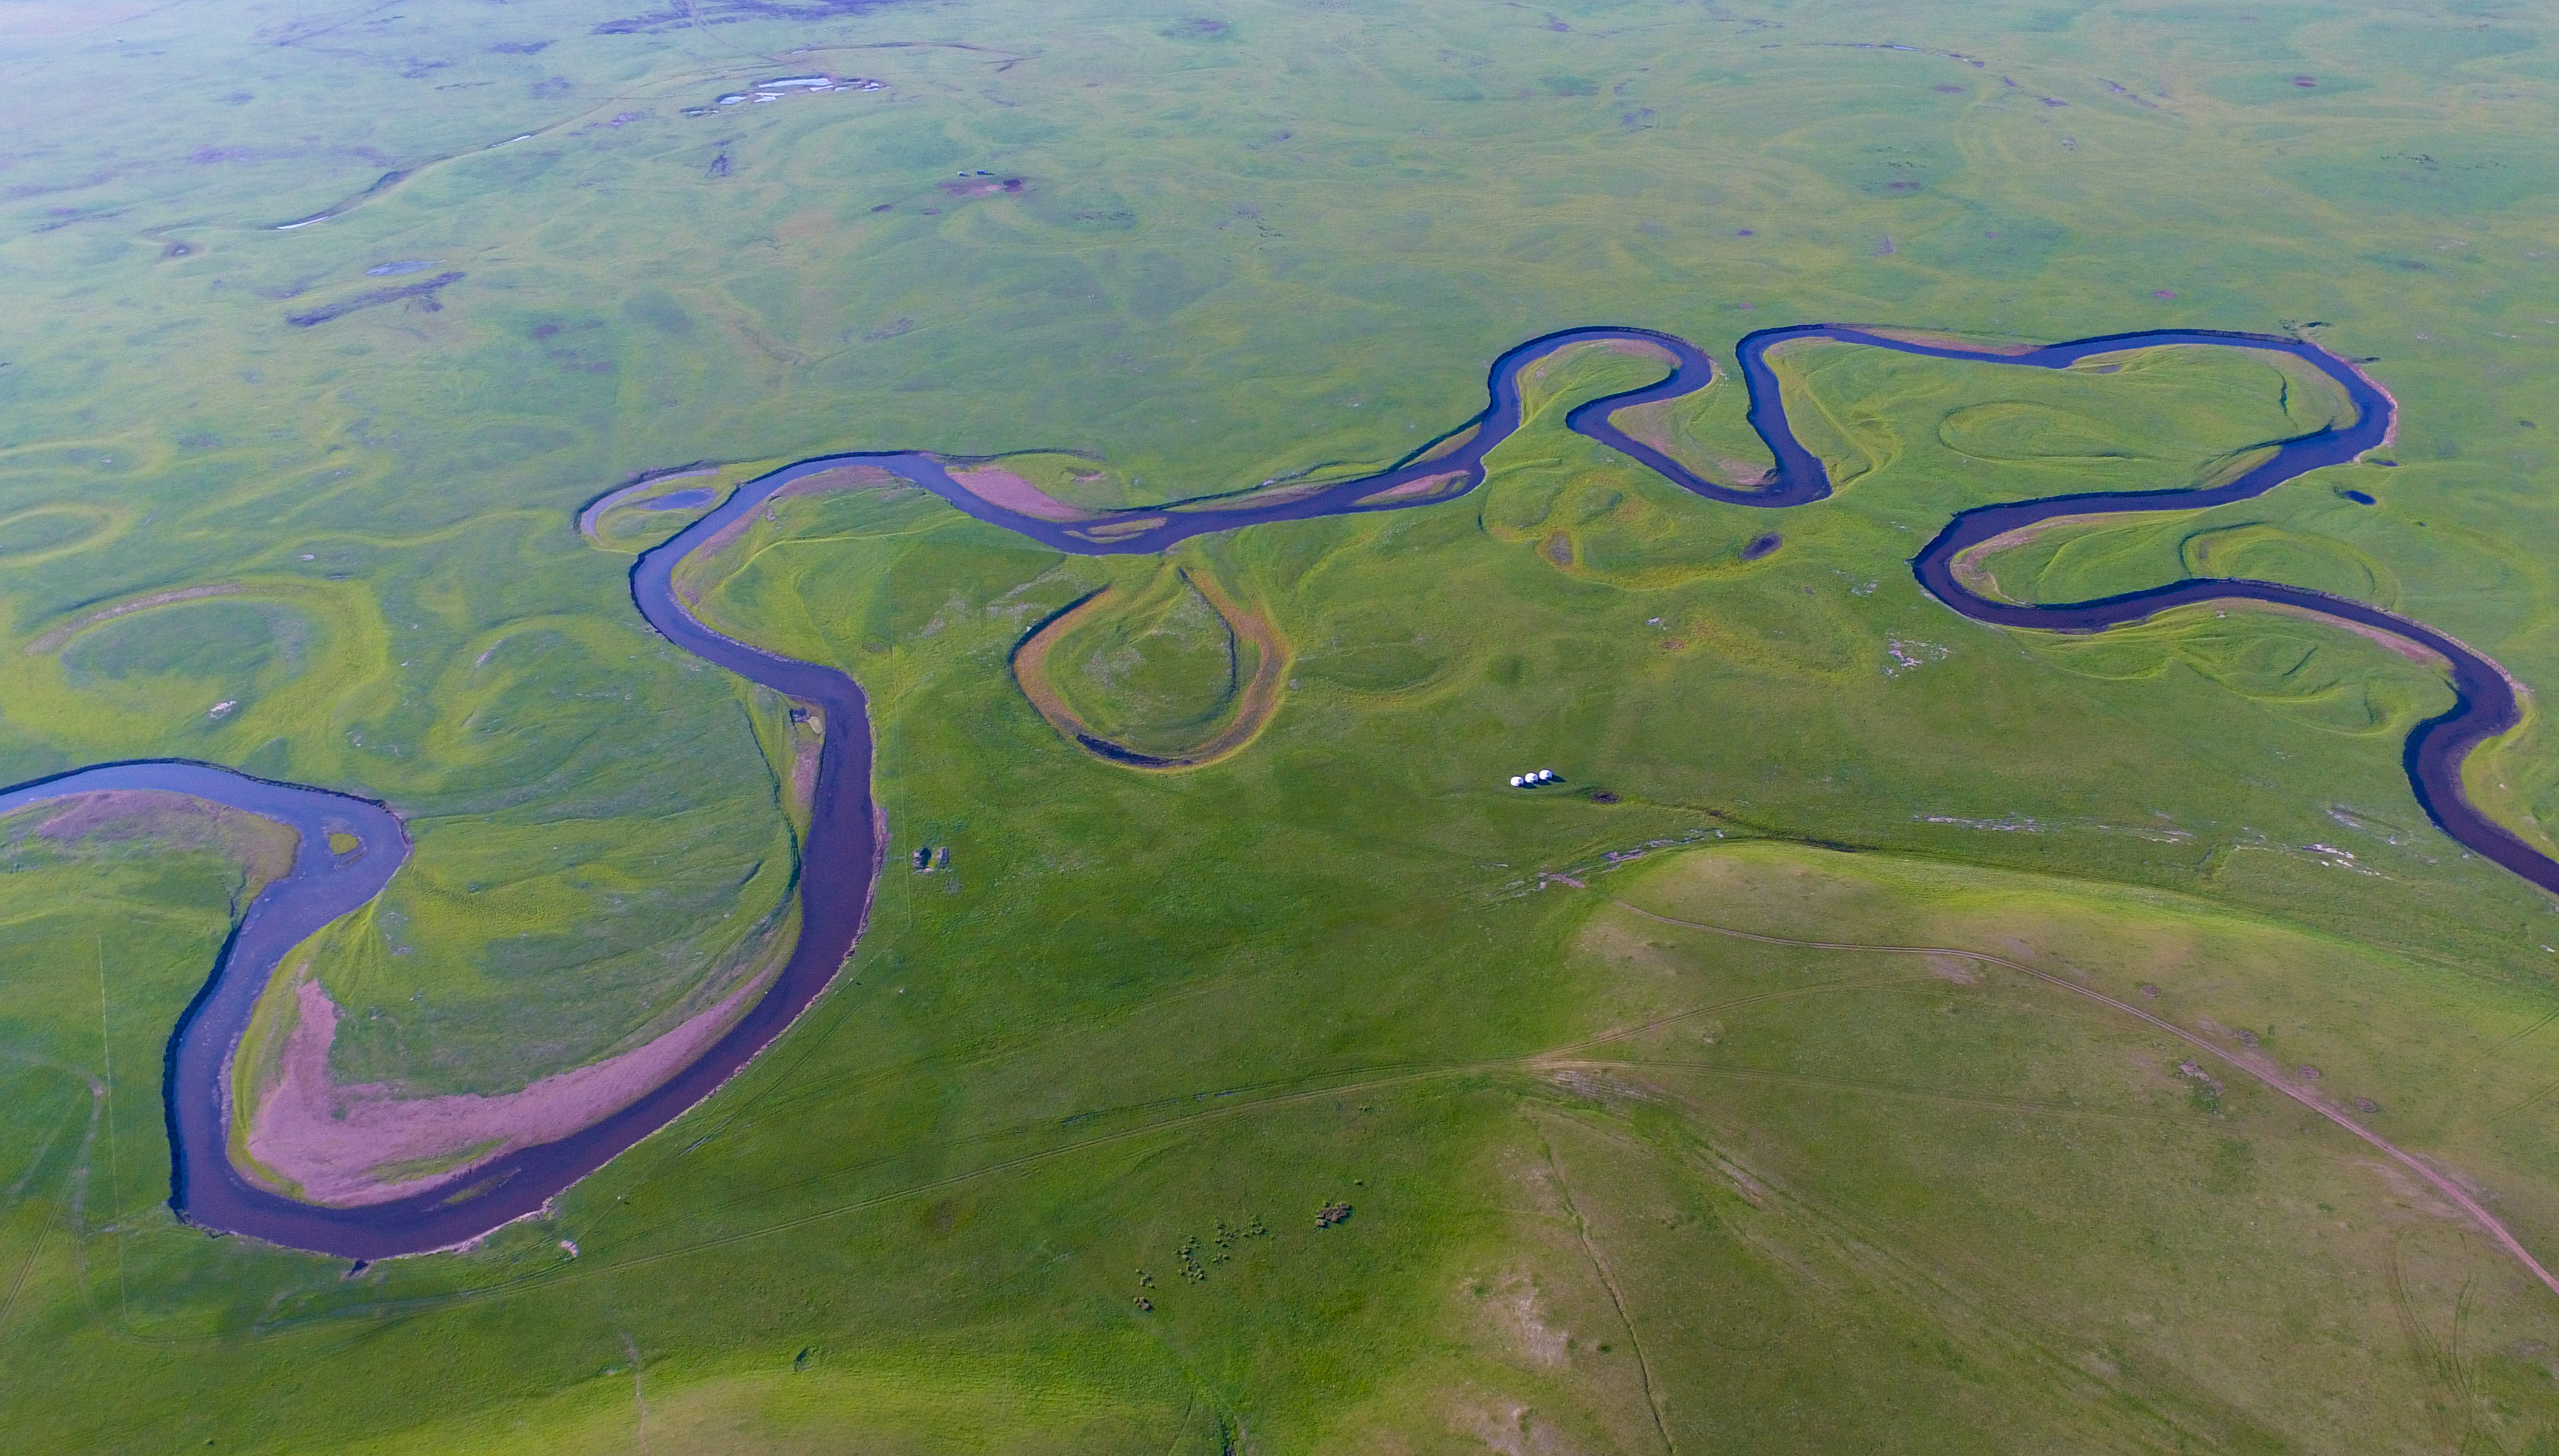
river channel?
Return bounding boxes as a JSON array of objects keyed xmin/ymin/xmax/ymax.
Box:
[{"xmin": 4, "ymin": 322, "xmax": 2537, "ymax": 1257}]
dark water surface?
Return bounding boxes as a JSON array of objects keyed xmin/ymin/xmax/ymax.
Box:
[{"xmin": 6, "ymin": 322, "xmax": 2537, "ymax": 1258}]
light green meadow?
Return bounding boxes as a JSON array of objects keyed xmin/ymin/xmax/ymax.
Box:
[{"xmin": 3, "ymin": 0, "xmax": 2559, "ymax": 1448}]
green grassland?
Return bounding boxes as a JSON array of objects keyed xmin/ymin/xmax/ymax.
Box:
[
  {"xmin": 5, "ymin": 0, "xmax": 2559, "ymax": 1448},
  {"xmin": 1043, "ymin": 567, "xmax": 1248, "ymax": 753}
]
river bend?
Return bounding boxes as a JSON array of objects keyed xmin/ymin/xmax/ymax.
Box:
[{"xmin": 3, "ymin": 322, "xmax": 2536, "ymax": 1257}]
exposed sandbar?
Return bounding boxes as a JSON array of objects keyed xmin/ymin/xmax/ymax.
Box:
[
  {"xmin": 944, "ymin": 465, "xmax": 1098, "ymax": 522},
  {"xmin": 244, "ymin": 970, "xmax": 771, "ymax": 1208}
]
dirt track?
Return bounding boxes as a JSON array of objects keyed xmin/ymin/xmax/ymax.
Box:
[{"xmin": 1600, "ymin": 895, "xmax": 2559, "ymax": 1302}]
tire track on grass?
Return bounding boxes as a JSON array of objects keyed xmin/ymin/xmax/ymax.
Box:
[{"xmin": 1599, "ymin": 896, "xmax": 2559, "ymax": 1302}]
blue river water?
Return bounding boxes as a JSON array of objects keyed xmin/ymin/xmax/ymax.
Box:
[{"xmin": 3, "ymin": 322, "xmax": 2533, "ymax": 1258}]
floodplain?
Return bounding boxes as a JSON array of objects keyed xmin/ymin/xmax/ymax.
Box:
[{"xmin": 4, "ymin": 0, "xmax": 2559, "ymax": 1450}]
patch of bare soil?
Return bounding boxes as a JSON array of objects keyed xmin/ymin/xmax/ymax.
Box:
[
  {"xmin": 1530, "ymin": 337, "xmax": 1676, "ymax": 387},
  {"xmin": 1474, "ymin": 1272, "xmax": 1571, "ymax": 1369},
  {"xmin": 245, "ymin": 973, "xmax": 768, "ymax": 1207},
  {"xmin": 1858, "ymin": 325, "xmax": 2040, "ymax": 356},
  {"xmin": 1009, "ymin": 587, "xmax": 1118, "ymax": 741},
  {"xmin": 773, "ymin": 462, "xmax": 901, "ymax": 500},
  {"xmin": 37, "ymin": 789, "xmax": 222, "ymax": 841},
  {"xmin": 1454, "ymin": 1398, "xmax": 1576, "ymax": 1456},
  {"xmin": 1410, "ymin": 423, "xmax": 1482, "ymax": 466},
  {"xmin": 1067, "ymin": 515, "xmax": 1169, "ymax": 544},
  {"xmin": 788, "ymin": 712, "xmax": 822, "ymax": 814},
  {"xmin": 1607, "ymin": 401, "xmax": 1774, "ymax": 487},
  {"xmin": 1544, "ymin": 1067, "xmax": 1651, "ymax": 1107},
  {"xmin": 945, "ymin": 465, "xmax": 1096, "ymax": 522},
  {"xmin": 1600, "ymin": 338, "xmax": 1680, "ymax": 367},
  {"xmin": 1356, "ymin": 469, "xmax": 1468, "ymax": 505},
  {"xmin": 2216, "ymin": 598, "xmax": 2454, "ymax": 674},
  {"xmin": 1945, "ymin": 512, "xmax": 2120, "ymax": 601},
  {"xmin": 21, "ymin": 789, "xmax": 297, "ymax": 885}
]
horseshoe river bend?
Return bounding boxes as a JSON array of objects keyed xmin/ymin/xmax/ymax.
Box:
[{"xmin": 3, "ymin": 321, "xmax": 2536, "ymax": 1260}]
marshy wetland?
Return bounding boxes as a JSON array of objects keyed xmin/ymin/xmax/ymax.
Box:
[{"xmin": 8, "ymin": 0, "xmax": 2559, "ymax": 1449}]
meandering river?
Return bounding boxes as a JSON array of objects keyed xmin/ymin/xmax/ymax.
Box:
[{"xmin": 5, "ymin": 323, "xmax": 2537, "ymax": 1257}]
